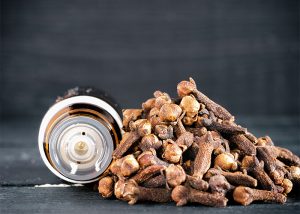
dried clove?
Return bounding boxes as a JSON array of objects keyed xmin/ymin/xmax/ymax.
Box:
[
  {"xmin": 201, "ymin": 117, "xmax": 247, "ymax": 135},
  {"xmin": 137, "ymin": 149, "xmax": 169, "ymax": 168},
  {"xmin": 98, "ymin": 77, "xmax": 299, "ymax": 207},
  {"xmin": 162, "ymin": 139, "xmax": 183, "ymax": 164},
  {"xmin": 164, "ymin": 164, "xmax": 186, "ymax": 188},
  {"xmin": 275, "ymin": 146, "xmax": 300, "ymax": 167},
  {"xmin": 142, "ymin": 174, "xmax": 166, "ymax": 188},
  {"xmin": 98, "ymin": 176, "xmax": 115, "ymax": 198},
  {"xmin": 131, "ymin": 165, "xmax": 166, "ymax": 184},
  {"xmin": 230, "ymin": 134, "xmax": 256, "ymax": 156},
  {"xmin": 122, "ymin": 109, "xmax": 143, "ymax": 131},
  {"xmin": 209, "ymin": 174, "xmax": 233, "ymax": 195},
  {"xmin": 110, "ymin": 154, "xmax": 140, "ymax": 177},
  {"xmin": 113, "ymin": 119, "xmax": 152, "ymax": 159},
  {"xmin": 139, "ymin": 134, "xmax": 162, "ymax": 151},
  {"xmin": 214, "ymin": 152, "xmax": 238, "ymax": 171},
  {"xmin": 178, "ymin": 78, "xmax": 234, "ymax": 121},
  {"xmin": 187, "ymin": 132, "xmax": 219, "ymax": 191},
  {"xmin": 233, "ymin": 186, "xmax": 286, "ymax": 206},
  {"xmin": 241, "ymin": 156, "xmax": 277, "ymax": 191},
  {"xmin": 205, "ymin": 168, "xmax": 257, "ymax": 187},
  {"xmin": 171, "ymin": 185, "xmax": 228, "ymax": 207},
  {"xmin": 159, "ymin": 103, "xmax": 182, "ymax": 122},
  {"xmin": 115, "ymin": 179, "xmax": 172, "ymax": 205},
  {"xmin": 155, "ymin": 124, "xmax": 174, "ymax": 140},
  {"xmin": 193, "ymin": 132, "xmax": 220, "ymax": 179},
  {"xmin": 257, "ymin": 146, "xmax": 286, "ymax": 184}
]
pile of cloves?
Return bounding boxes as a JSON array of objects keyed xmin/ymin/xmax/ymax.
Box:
[{"xmin": 98, "ymin": 77, "xmax": 300, "ymax": 207}]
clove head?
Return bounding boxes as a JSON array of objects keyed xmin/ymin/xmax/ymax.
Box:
[
  {"xmin": 155, "ymin": 124, "xmax": 174, "ymax": 140},
  {"xmin": 165, "ymin": 164, "xmax": 186, "ymax": 188},
  {"xmin": 133, "ymin": 119, "xmax": 152, "ymax": 137},
  {"xmin": 233, "ymin": 186, "xmax": 254, "ymax": 206},
  {"xmin": 154, "ymin": 91, "xmax": 172, "ymax": 109},
  {"xmin": 177, "ymin": 79, "xmax": 196, "ymax": 98},
  {"xmin": 257, "ymin": 136, "xmax": 274, "ymax": 147},
  {"xmin": 182, "ymin": 115, "xmax": 198, "ymax": 126},
  {"xmin": 171, "ymin": 185, "xmax": 189, "ymax": 206},
  {"xmin": 162, "ymin": 140, "xmax": 183, "ymax": 163},
  {"xmin": 98, "ymin": 176, "xmax": 114, "ymax": 198},
  {"xmin": 281, "ymin": 178, "xmax": 293, "ymax": 194},
  {"xmin": 142, "ymin": 98, "xmax": 156, "ymax": 112},
  {"xmin": 139, "ymin": 134, "xmax": 162, "ymax": 151},
  {"xmin": 180, "ymin": 95, "xmax": 200, "ymax": 118},
  {"xmin": 214, "ymin": 153, "xmax": 238, "ymax": 171},
  {"xmin": 114, "ymin": 179, "xmax": 139, "ymax": 205},
  {"xmin": 137, "ymin": 149, "xmax": 158, "ymax": 168},
  {"xmin": 122, "ymin": 109, "xmax": 143, "ymax": 131},
  {"xmin": 159, "ymin": 103, "xmax": 182, "ymax": 122},
  {"xmin": 110, "ymin": 154, "xmax": 140, "ymax": 177},
  {"xmin": 209, "ymin": 174, "xmax": 232, "ymax": 195},
  {"xmin": 121, "ymin": 154, "xmax": 140, "ymax": 177},
  {"xmin": 290, "ymin": 166, "xmax": 300, "ymax": 178}
]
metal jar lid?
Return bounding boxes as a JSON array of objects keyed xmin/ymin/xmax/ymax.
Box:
[{"xmin": 38, "ymin": 87, "xmax": 122, "ymax": 183}]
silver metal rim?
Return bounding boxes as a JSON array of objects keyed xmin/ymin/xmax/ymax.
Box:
[{"xmin": 38, "ymin": 95, "xmax": 122, "ymax": 183}]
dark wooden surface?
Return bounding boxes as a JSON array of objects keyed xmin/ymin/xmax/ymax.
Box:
[
  {"xmin": 0, "ymin": 117, "xmax": 299, "ymax": 213},
  {"xmin": 1, "ymin": 0, "xmax": 299, "ymax": 119}
]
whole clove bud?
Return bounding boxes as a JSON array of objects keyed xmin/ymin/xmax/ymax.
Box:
[
  {"xmin": 162, "ymin": 140, "xmax": 183, "ymax": 164},
  {"xmin": 137, "ymin": 149, "xmax": 169, "ymax": 168},
  {"xmin": 171, "ymin": 185, "xmax": 228, "ymax": 207},
  {"xmin": 180, "ymin": 95, "xmax": 200, "ymax": 118},
  {"xmin": 122, "ymin": 109, "xmax": 143, "ymax": 131},
  {"xmin": 209, "ymin": 174, "xmax": 233, "ymax": 195},
  {"xmin": 281, "ymin": 179, "xmax": 293, "ymax": 194},
  {"xmin": 177, "ymin": 80, "xmax": 197, "ymax": 98},
  {"xmin": 214, "ymin": 153, "xmax": 238, "ymax": 171},
  {"xmin": 154, "ymin": 91, "xmax": 172, "ymax": 109},
  {"xmin": 139, "ymin": 134, "xmax": 162, "ymax": 151},
  {"xmin": 159, "ymin": 103, "xmax": 182, "ymax": 122},
  {"xmin": 164, "ymin": 164, "xmax": 186, "ymax": 188},
  {"xmin": 98, "ymin": 176, "xmax": 115, "ymax": 198},
  {"xmin": 155, "ymin": 124, "xmax": 174, "ymax": 140},
  {"xmin": 113, "ymin": 119, "xmax": 152, "ymax": 159},
  {"xmin": 233, "ymin": 186, "xmax": 286, "ymax": 206},
  {"xmin": 115, "ymin": 179, "xmax": 171, "ymax": 205},
  {"xmin": 142, "ymin": 98, "xmax": 156, "ymax": 112},
  {"xmin": 110, "ymin": 154, "xmax": 140, "ymax": 177}
]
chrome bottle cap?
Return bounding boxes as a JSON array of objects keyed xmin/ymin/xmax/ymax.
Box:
[{"xmin": 38, "ymin": 88, "xmax": 122, "ymax": 183}]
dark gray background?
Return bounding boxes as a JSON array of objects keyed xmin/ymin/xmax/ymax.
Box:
[{"xmin": 1, "ymin": 0, "xmax": 299, "ymax": 120}]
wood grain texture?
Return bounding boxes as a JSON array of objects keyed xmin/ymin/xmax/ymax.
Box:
[{"xmin": 1, "ymin": 0, "xmax": 299, "ymax": 119}]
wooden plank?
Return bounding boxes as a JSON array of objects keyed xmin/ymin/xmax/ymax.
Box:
[{"xmin": 1, "ymin": 186, "xmax": 300, "ymax": 214}]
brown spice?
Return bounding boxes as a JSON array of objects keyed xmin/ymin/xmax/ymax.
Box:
[
  {"xmin": 233, "ymin": 186, "xmax": 286, "ymax": 206},
  {"xmin": 171, "ymin": 185, "xmax": 228, "ymax": 207},
  {"xmin": 115, "ymin": 179, "xmax": 172, "ymax": 205}
]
